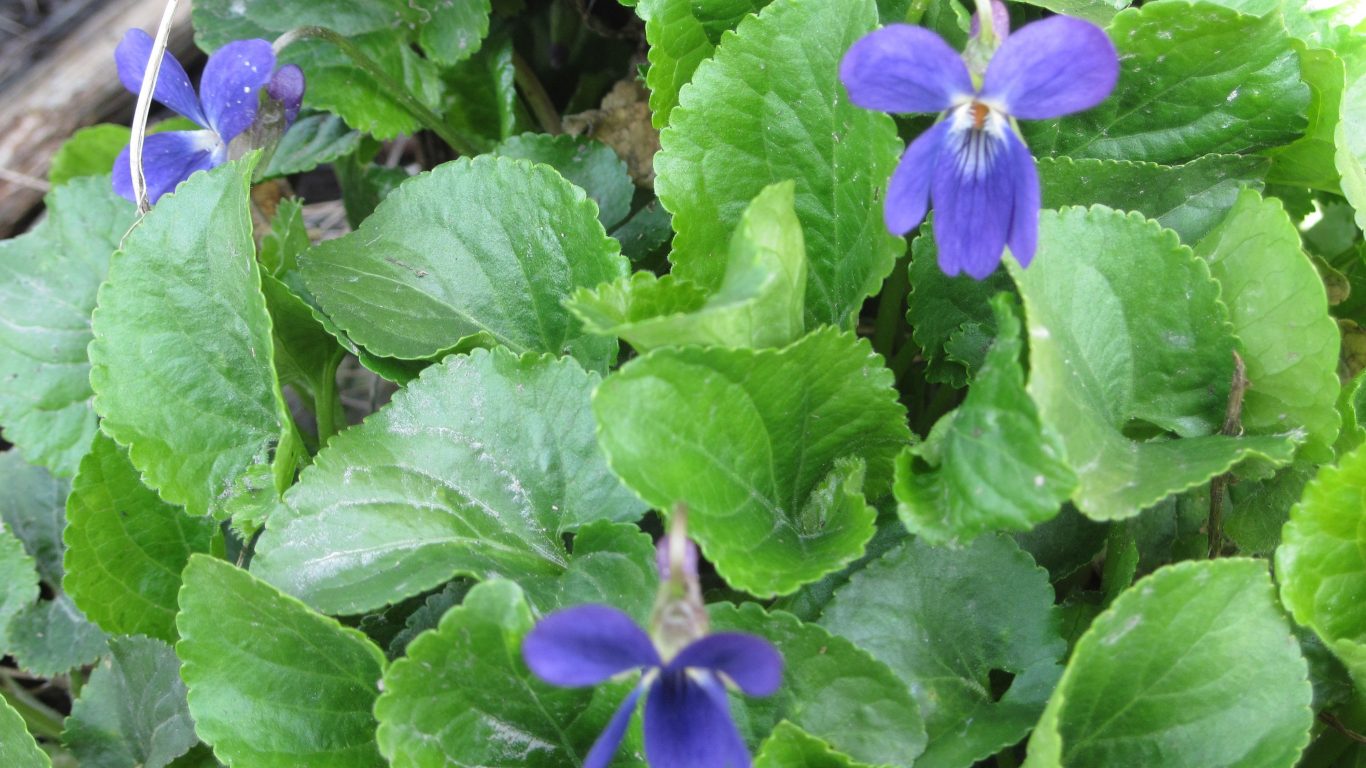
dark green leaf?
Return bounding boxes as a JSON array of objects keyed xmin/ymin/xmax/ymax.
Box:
[
  {"xmin": 8, "ymin": 594, "xmax": 108, "ymax": 677},
  {"xmin": 1037, "ymin": 154, "xmax": 1269, "ymax": 244},
  {"xmin": 263, "ymin": 114, "xmax": 364, "ymax": 180},
  {"xmin": 0, "ymin": 451, "xmax": 67, "ymax": 586},
  {"xmin": 1024, "ymin": 2, "xmax": 1310, "ymax": 164},
  {"xmin": 493, "ymin": 133, "xmax": 634, "ymax": 229},
  {"xmin": 63, "ymin": 636, "xmax": 198, "ymax": 768},
  {"xmin": 822, "ymin": 535, "xmax": 1065, "ymax": 768},
  {"xmin": 0, "ymin": 698, "xmax": 49, "ymax": 768},
  {"xmin": 0, "ymin": 178, "xmax": 135, "ymax": 475}
]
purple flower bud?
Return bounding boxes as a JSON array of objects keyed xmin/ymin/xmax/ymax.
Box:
[{"xmin": 266, "ymin": 64, "xmax": 306, "ymax": 126}]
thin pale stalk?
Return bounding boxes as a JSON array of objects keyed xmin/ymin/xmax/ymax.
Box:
[{"xmin": 130, "ymin": 0, "xmax": 180, "ymax": 214}]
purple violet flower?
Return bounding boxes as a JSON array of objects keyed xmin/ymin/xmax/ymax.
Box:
[
  {"xmin": 523, "ymin": 524, "xmax": 782, "ymax": 768},
  {"xmin": 840, "ymin": 13, "xmax": 1119, "ymax": 279},
  {"xmin": 112, "ymin": 29, "xmax": 305, "ymax": 203}
]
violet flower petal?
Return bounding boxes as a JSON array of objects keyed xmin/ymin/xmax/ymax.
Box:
[
  {"xmin": 931, "ymin": 117, "xmax": 1016, "ymax": 280},
  {"xmin": 979, "ymin": 16, "xmax": 1119, "ymax": 120},
  {"xmin": 885, "ymin": 119, "xmax": 951, "ymax": 236},
  {"xmin": 668, "ymin": 633, "xmax": 783, "ymax": 697},
  {"xmin": 522, "ymin": 605, "xmax": 661, "ymax": 687},
  {"xmin": 643, "ymin": 670, "xmax": 751, "ymax": 768},
  {"xmin": 584, "ymin": 684, "xmax": 643, "ymax": 768},
  {"xmin": 114, "ymin": 29, "xmax": 207, "ymax": 127},
  {"xmin": 112, "ymin": 129, "xmax": 221, "ymax": 204},
  {"xmin": 199, "ymin": 38, "xmax": 276, "ymax": 143},
  {"xmin": 839, "ymin": 24, "xmax": 973, "ymax": 114},
  {"xmin": 1005, "ymin": 129, "xmax": 1040, "ymax": 267},
  {"xmin": 266, "ymin": 64, "xmax": 306, "ymax": 126}
]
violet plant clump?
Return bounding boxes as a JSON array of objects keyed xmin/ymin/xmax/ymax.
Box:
[
  {"xmin": 841, "ymin": 9, "xmax": 1118, "ymax": 278},
  {"xmin": 112, "ymin": 29, "xmax": 304, "ymax": 204},
  {"xmin": 0, "ymin": 0, "xmax": 1356, "ymax": 766}
]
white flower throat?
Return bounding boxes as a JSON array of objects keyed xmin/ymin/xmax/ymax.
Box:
[{"xmin": 947, "ymin": 99, "xmax": 1009, "ymax": 180}]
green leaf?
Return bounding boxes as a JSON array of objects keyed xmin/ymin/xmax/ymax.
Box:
[
  {"xmin": 0, "ymin": 451, "xmax": 68, "ymax": 586},
  {"xmin": 1225, "ymin": 465, "xmax": 1311, "ymax": 554},
  {"xmin": 655, "ymin": 0, "xmax": 903, "ymax": 328},
  {"xmin": 259, "ymin": 198, "xmax": 311, "ymax": 277},
  {"xmin": 1278, "ymin": 441, "xmax": 1366, "ymax": 690},
  {"xmin": 594, "ymin": 329, "xmax": 909, "ymax": 597},
  {"xmin": 1337, "ymin": 44, "xmax": 1366, "ymax": 232},
  {"xmin": 1266, "ymin": 45, "xmax": 1345, "ymax": 192},
  {"xmin": 375, "ymin": 580, "xmax": 628, "ymax": 767},
  {"xmin": 0, "ymin": 529, "xmax": 38, "ymax": 654},
  {"xmin": 1012, "ymin": 0, "xmax": 1130, "ymax": 24},
  {"xmin": 262, "ymin": 113, "xmax": 364, "ymax": 179},
  {"xmin": 1023, "ymin": 2, "xmax": 1310, "ymax": 164},
  {"xmin": 1194, "ymin": 190, "xmax": 1341, "ymax": 462},
  {"xmin": 251, "ymin": 349, "xmax": 646, "ymax": 615},
  {"xmin": 412, "ymin": 0, "xmax": 492, "ymax": 66},
  {"xmin": 300, "ymin": 156, "xmax": 626, "ymax": 371},
  {"xmin": 8, "ymin": 594, "xmax": 108, "ymax": 677},
  {"xmin": 441, "ymin": 34, "xmax": 519, "ymax": 152},
  {"xmin": 906, "ymin": 228, "xmax": 1014, "ymax": 387},
  {"xmin": 895, "ymin": 295, "xmax": 1075, "ymax": 545},
  {"xmin": 1011, "ymin": 206, "xmax": 1296, "ymax": 521},
  {"xmin": 642, "ymin": 0, "xmax": 718, "ymax": 128},
  {"xmin": 0, "ymin": 177, "xmax": 136, "ymax": 475},
  {"xmin": 1024, "ymin": 559, "xmax": 1312, "ymax": 768},
  {"xmin": 261, "ymin": 274, "xmax": 346, "ymax": 432},
  {"xmin": 176, "ymin": 555, "xmax": 387, "ymax": 768},
  {"xmin": 754, "ymin": 722, "xmax": 863, "ymax": 768},
  {"xmin": 522, "ymin": 521, "xmax": 658, "ymax": 624},
  {"xmin": 712, "ymin": 602, "xmax": 927, "ymax": 765},
  {"xmin": 49, "ymin": 125, "xmax": 130, "ymax": 187},
  {"xmin": 0, "ymin": 697, "xmax": 49, "ymax": 768},
  {"xmin": 691, "ymin": 0, "xmax": 771, "ymax": 43},
  {"xmin": 1013, "ymin": 505, "xmax": 1108, "ymax": 584},
  {"xmin": 822, "ymin": 535, "xmax": 1065, "ymax": 768},
  {"xmin": 63, "ymin": 434, "xmax": 217, "ymax": 643},
  {"xmin": 89, "ymin": 157, "xmax": 293, "ymax": 521},
  {"xmin": 569, "ymin": 181, "xmax": 805, "ymax": 352},
  {"xmin": 493, "ymin": 133, "xmax": 634, "ymax": 229},
  {"xmin": 63, "ymin": 636, "xmax": 198, "ymax": 768},
  {"xmin": 1037, "ymin": 154, "xmax": 1270, "ymax": 245},
  {"xmin": 612, "ymin": 200, "xmax": 674, "ymax": 263}
]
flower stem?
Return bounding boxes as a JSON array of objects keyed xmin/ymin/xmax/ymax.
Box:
[
  {"xmin": 873, "ymin": 251, "xmax": 911, "ymax": 362},
  {"xmin": 1, "ymin": 672, "xmax": 64, "ymax": 741},
  {"xmin": 272, "ymin": 26, "xmax": 482, "ymax": 156},
  {"xmin": 1207, "ymin": 351, "xmax": 1247, "ymax": 558},
  {"xmin": 512, "ymin": 51, "xmax": 563, "ymax": 135},
  {"xmin": 904, "ymin": 0, "xmax": 932, "ymax": 24},
  {"xmin": 130, "ymin": 0, "xmax": 181, "ymax": 214},
  {"xmin": 314, "ymin": 350, "xmax": 345, "ymax": 447}
]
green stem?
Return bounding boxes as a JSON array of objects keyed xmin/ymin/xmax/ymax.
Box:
[
  {"xmin": 904, "ymin": 0, "xmax": 933, "ymax": 24},
  {"xmin": 1, "ymin": 675, "xmax": 64, "ymax": 741},
  {"xmin": 272, "ymin": 26, "xmax": 481, "ymax": 155},
  {"xmin": 873, "ymin": 251, "xmax": 911, "ymax": 362},
  {"xmin": 314, "ymin": 351, "xmax": 345, "ymax": 447},
  {"xmin": 512, "ymin": 51, "xmax": 563, "ymax": 135}
]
